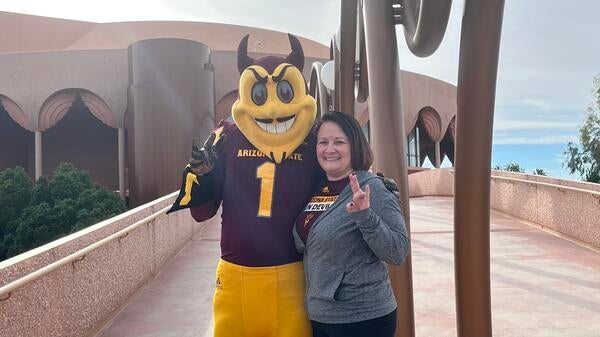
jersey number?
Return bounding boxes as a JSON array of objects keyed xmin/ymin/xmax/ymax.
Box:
[{"xmin": 256, "ymin": 162, "xmax": 276, "ymax": 217}]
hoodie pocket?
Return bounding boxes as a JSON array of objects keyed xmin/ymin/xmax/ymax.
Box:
[
  {"xmin": 331, "ymin": 272, "xmax": 347, "ymax": 302},
  {"xmin": 318, "ymin": 272, "xmax": 345, "ymax": 302}
]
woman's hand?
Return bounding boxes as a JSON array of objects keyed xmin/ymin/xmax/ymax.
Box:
[{"xmin": 346, "ymin": 174, "xmax": 370, "ymax": 213}]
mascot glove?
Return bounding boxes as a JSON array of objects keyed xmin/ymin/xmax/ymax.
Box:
[{"xmin": 190, "ymin": 133, "xmax": 227, "ymax": 175}]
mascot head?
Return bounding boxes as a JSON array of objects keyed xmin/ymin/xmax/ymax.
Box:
[{"xmin": 232, "ymin": 34, "xmax": 317, "ymax": 164}]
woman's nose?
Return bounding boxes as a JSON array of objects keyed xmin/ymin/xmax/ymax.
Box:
[{"xmin": 323, "ymin": 145, "xmax": 336, "ymax": 153}]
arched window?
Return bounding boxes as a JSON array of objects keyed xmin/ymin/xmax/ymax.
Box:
[
  {"xmin": 40, "ymin": 89, "xmax": 118, "ymax": 190},
  {"xmin": 0, "ymin": 96, "xmax": 33, "ymax": 175}
]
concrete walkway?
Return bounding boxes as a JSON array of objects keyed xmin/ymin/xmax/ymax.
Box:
[{"xmin": 96, "ymin": 197, "xmax": 600, "ymax": 337}]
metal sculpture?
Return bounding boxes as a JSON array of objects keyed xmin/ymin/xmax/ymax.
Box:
[
  {"xmin": 326, "ymin": 0, "xmax": 506, "ymax": 336},
  {"xmin": 454, "ymin": 2, "xmax": 504, "ymax": 336}
]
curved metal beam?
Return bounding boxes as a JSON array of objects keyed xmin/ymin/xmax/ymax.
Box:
[{"xmin": 400, "ymin": 0, "xmax": 453, "ymax": 57}]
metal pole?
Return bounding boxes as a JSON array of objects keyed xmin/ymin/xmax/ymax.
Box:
[
  {"xmin": 363, "ymin": 1, "xmax": 415, "ymax": 336},
  {"xmin": 333, "ymin": 37, "xmax": 341, "ymax": 112},
  {"xmin": 454, "ymin": 1, "xmax": 504, "ymax": 336},
  {"xmin": 339, "ymin": 0, "xmax": 357, "ymax": 116}
]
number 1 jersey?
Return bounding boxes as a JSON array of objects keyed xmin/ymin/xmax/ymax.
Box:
[{"xmin": 191, "ymin": 121, "xmax": 321, "ymax": 267}]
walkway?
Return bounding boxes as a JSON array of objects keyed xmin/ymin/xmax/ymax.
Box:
[{"xmin": 96, "ymin": 197, "xmax": 600, "ymax": 337}]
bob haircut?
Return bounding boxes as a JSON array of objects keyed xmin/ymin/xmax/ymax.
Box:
[{"xmin": 314, "ymin": 111, "xmax": 374, "ymax": 171}]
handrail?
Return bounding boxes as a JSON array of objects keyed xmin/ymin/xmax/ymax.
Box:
[
  {"xmin": 491, "ymin": 175, "xmax": 600, "ymax": 197},
  {"xmin": 0, "ymin": 205, "xmax": 171, "ymax": 301}
]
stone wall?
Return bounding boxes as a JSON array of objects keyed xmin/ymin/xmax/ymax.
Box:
[
  {"xmin": 409, "ymin": 168, "xmax": 600, "ymax": 249},
  {"xmin": 0, "ymin": 192, "xmax": 207, "ymax": 337}
]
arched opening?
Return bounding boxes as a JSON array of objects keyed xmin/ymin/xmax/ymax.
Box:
[
  {"xmin": 309, "ymin": 62, "xmax": 330, "ymax": 118},
  {"xmin": 0, "ymin": 96, "xmax": 33, "ymax": 176},
  {"xmin": 215, "ymin": 90, "xmax": 237, "ymax": 124},
  {"xmin": 41, "ymin": 89, "xmax": 118, "ymax": 190},
  {"xmin": 407, "ymin": 107, "xmax": 443, "ymax": 168},
  {"xmin": 416, "ymin": 117, "xmax": 435, "ymax": 166},
  {"xmin": 417, "ymin": 107, "xmax": 442, "ymax": 166},
  {"xmin": 440, "ymin": 116, "xmax": 456, "ymax": 165}
]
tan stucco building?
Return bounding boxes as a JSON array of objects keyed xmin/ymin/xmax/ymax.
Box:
[{"xmin": 0, "ymin": 11, "xmax": 456, "ymax": 205}]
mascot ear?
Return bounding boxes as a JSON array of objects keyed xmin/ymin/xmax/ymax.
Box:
[
  {"xmin": 286, "ymin": 33, "xmax": 304, "ymax": 72},
  {"xmin": 238, "ymin": 34, "xmax": 255, "ymax": 74}
]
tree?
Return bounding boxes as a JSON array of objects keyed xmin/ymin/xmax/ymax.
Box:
[
  {"xmin": 50, "ymin": 163, "xmax": 92, "ymax": 201},
  {"xmin": 0, "ymin": 167, "xmax": 32, "ymax": 238},
  {"xmin": 565, "ymin": 76, "xmax": 600, "ymax": 183},
  {"xmin": 532, "ymin": 168, "xmax": 547, "ymax": 176},
  {"xmin": 0, "ymin": 167, "xmax": 33, "ymax": 258},
  {"xmin": 0, "ymin": 163, "xmax": 127, "ymax": 260},
  {"xmin": 493, "ymin": 162, "xmax": 525, "ymax": 173}
]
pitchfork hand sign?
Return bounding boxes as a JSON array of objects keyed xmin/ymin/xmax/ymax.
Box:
[{"xmin": 346, "ymin": 174, "xmax": 371, "ymax": 213}]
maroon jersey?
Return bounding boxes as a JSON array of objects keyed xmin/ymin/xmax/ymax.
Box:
[
  {"xmin": 191, "ymin": 122, "xmax": 321, "ymax": 266},
  {"xmin": 295, "ymin": 177, "xmax": 349, "ymax": 243}
]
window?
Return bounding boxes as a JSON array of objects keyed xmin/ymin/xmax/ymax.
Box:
[{"xmin": 406, "ymin": 127, "xmax": 420, "ymax": 167}]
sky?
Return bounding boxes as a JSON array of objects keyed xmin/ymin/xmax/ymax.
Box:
[{"xmin": 1, "ymin": 0, "xmax": 599, "ymax": 180}]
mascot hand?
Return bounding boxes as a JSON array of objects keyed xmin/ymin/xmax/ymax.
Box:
[{"xmin": 189, "ymin": 133, "xmax": 227, "ymax": 175}]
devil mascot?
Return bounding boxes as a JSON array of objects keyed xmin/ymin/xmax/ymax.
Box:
[{"xmin": 168, "ymin": 34, "xmax": 319, "ymax": 337}]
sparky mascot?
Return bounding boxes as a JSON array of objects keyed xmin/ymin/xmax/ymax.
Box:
[{"xmin": 168, "ymin": 34, "xmax": 319, "ymax": 337}]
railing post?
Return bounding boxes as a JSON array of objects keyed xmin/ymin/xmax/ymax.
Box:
[{"xmin": 454, "ymin": 1, "xmax": 505, "ymax": 336}]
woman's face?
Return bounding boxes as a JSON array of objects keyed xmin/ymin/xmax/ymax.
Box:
[{"xmin": 316, "ymin": 121, "xmax": 353, "ymax": 181}]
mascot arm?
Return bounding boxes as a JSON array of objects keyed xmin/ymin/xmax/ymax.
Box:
[
  {"xmin": 166, "ymin": 165, "xmax": 220, "ymax": 215},
  {"xmin": 190, "ymin": 198, "xmax": 221, "ymax": 222},
  {"xmin": 166, "ymin": 127, "xmax": 227, "ymax": 215}
]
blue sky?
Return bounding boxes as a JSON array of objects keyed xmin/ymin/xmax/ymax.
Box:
[{"xmin": 1, "ymin": 0, "xmax": 598, "ymax": 180}]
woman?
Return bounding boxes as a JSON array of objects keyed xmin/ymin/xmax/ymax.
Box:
[{"xmin": 293, "ymin": 111, "xmax": 410, "ymax": 337}]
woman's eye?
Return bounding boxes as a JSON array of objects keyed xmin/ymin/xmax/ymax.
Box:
[
  {"xmin": 251, "ymin": 83, "xmax": 268, "ymax": 106},
  {"xmin": 276, "ymin": 80, "xmax": 294, "ymax": 103}
]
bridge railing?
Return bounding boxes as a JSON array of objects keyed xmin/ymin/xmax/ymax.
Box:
[
  {"xmin": 0, "ymin": 192, "xmax": 205, "ymax": 337},
  {"xmin": 409, "ymin": 168, "xmax": 600, "ymax": 251}
]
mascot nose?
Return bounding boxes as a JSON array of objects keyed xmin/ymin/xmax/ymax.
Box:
[{"xmin": 265, "ymin": 108, "xmax": 280, "ymax": 120}]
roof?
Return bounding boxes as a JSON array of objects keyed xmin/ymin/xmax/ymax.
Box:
[{"xmin": 0, "ymin": 11, "xmax": 329, "ymax": 58}]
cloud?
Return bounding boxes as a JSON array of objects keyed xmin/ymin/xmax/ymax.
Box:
[
  {"xmin": 0, "ymin": 0, "xmax": 186, "ymax": 22},
  {"xmin": 162, "ymin": 0, "xmax": 341, "ymax": 44},
  {"xmin": 521, "ymin": 99, "xmax": 554, "ymax": 110},
  {"xmin": 494, "ymin": 120, "xmax": 579, "ymax": 131},
  {"xmin": 493, "ymin": 134, "xmax": 578, "ymax": 145}
]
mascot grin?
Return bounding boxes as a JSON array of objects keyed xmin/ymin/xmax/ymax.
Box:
[{"xmin": 232, "ymin": 34, "xmax": 317, "ymax": 163}]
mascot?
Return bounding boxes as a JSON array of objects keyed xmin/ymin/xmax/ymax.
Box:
[{"xmin": 168, "ymin": 34, "xmax": 318, "ymax": 337}]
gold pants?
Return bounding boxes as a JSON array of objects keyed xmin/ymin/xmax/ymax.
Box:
[{"xmin": 213, "ymin": 259, "xmax": 311, "ymax": 337}]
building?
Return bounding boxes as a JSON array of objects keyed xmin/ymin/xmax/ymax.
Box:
[{"xmin": 0, "ymin": 11, "xmax": 456, "ymax": 205}]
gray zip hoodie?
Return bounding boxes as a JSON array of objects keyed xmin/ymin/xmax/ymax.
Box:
[{"xmin": 293, "ymin": 170, "xmax": 410, "ymax": 324}]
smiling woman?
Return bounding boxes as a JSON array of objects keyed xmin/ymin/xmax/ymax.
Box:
[{"xmin": 294, "ymin": 111, "xmax": 408, "ymax": 337}]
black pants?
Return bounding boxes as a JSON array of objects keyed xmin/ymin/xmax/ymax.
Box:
[{"xmin": 311, "ymin": 309, "xmax": 397, "ymax": 337}]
